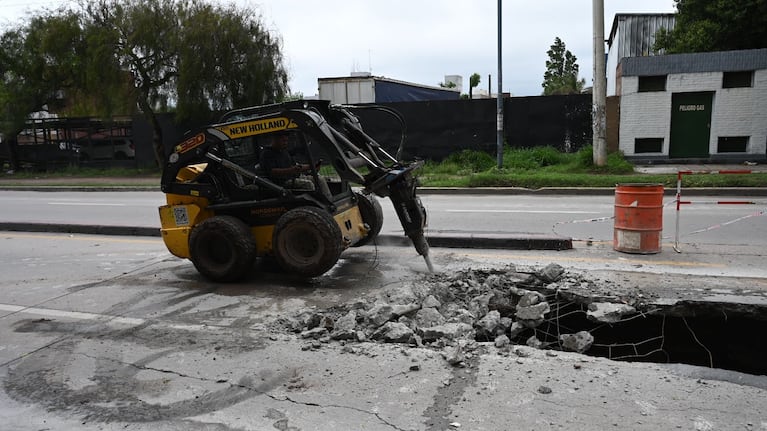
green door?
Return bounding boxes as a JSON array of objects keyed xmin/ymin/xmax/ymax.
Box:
[{"xmin": 669, "ymin": 92, "xmax": 713, "ymax": 158}]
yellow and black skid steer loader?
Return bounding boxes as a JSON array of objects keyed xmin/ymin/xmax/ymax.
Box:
[{"xmin": 159, "ymin": 99, "xmax": 430, "ymax": 281}]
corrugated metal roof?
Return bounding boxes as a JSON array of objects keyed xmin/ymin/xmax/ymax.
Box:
[
  {"xmin": 608, "ymin": 14, "xmax": 676, "ymax": 58},
  {"xmin": 621, "ymin": 48, "xmax": 767, "ymax": 76}
]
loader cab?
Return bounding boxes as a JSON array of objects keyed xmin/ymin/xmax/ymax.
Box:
[{"xmin": 215, "ymin": 128, "xmax": 347, "ymax": 203}]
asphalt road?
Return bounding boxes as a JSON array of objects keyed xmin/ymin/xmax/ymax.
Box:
[
  {"xmin": 0, "ymin": 232, "xmax": 766, "ymax": 430},
  {"xmin": 0, "ymin": 190, "xmax": 765, "ymax": 247}
]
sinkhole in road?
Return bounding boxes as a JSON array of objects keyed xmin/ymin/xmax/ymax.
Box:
[
  {"xmin": 289, "ymin": 266, "xmax": 767, "ymax": 377},
  {"xmin": 499, "ymin": 299, "xmax": 767, "ymax": 376}
]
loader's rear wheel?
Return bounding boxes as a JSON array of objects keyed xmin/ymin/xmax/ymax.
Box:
[
  {"xmin": 352, "ymin": 192, "xmax": 383, "ymax": 247},
  {"xmin": 273, "ymin": 206, "xmax": 342, "ymax": 277},
  {"xmin": 189, "ymin": 215, "xmax": 256, "ymax": 282}
]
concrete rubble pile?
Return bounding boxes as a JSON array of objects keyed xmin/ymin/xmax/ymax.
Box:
[{"xmin": 279, "ymin": 263, "xmax": 644, "ymax": 363}]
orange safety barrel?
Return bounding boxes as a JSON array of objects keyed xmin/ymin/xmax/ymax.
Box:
[{"xmin": 614, "ymin": 183, "xmax": 664, "ymax": 254}]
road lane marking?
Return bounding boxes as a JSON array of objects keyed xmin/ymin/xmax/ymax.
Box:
[
  {"xmin": 446, "ymin": 209, "xmax": 599, "ymax": 214},
  {"xmin": 0, "ymin": 303, "xmax": 213, "ymax": 333},
  {"xmin": 48, "ymin": 202, "xmax": 126, "ymax": 206}
]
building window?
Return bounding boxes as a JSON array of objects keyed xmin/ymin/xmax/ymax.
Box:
[
  {"xmin": 722, "ymin": 71, "xmax": 753, "ymax": 88},
  {"xmin": 717, "ymin": 136, "xmax": 749, "ymax": 153},
  {"xmin": 635, "ymin": 138, "xmax": 664, "ymax": 153},
  {"xmin": 638, "ymin": 75, "xmax": 667, "ymax": 92}
]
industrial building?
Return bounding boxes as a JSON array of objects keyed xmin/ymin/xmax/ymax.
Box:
[
  {"xmin": 617, "ymin": 49, "xmax": 767, "ymax": 162},
  {"xmin": 318, "ymin": 73, "xmax": 460, "ymax": 104}
]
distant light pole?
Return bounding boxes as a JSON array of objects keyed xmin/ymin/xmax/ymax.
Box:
[
  {"xmin": 496, "ymin": 0, "xmax": 504, "ymax": 169},
  {"xmin": 592, "ymin": 0, "xmax": 607, "ymax": 166}
]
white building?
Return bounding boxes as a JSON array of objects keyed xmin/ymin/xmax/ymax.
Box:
[
  {"xmin": 317, "ymin": 74, "xmax": 460, "ymax": 104},
  {"xmin": 607, "ymin": 14, "xmax": 676, "ymax": 97},
  {"xmin": 618, "ymin": 49, "xmax": 767, "ymax": 162}
]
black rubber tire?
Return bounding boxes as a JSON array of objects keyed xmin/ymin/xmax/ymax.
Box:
[
  {"xmin": 273, "ymin": 206, "xmax": 342, "ymax": 277},
  {"xmin": 189, "ymin": 215, "xmax": 256, "ymax": 282},
  {"xmin": 352, "ymin": 192, "xmax": 383, "ymax": 247}
]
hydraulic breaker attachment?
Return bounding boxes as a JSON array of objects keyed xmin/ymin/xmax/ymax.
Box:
[{"xmin": 383, "ymin": 166, "xmax": 432, "ymax": 272}]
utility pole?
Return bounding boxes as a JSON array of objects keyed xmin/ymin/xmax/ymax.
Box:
[
  {"xmin": 592, "ymin": 0, "xmax": 607, "ymax": 166},
  {"xmin": 496, "ymin": 0, "xmax": 504, "ymax": 169}
]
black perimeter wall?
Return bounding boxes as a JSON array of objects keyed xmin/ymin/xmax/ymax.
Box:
[
  {"xmin": 153, "ymin": 94, "xmax": 592, "ymax": 163},
  {"xmin": 352, "ymin": 94, "xmax": 592, "ymax": 161},
  {"xmin": 3, "ymin": 94, "xmax": 593, "ymax": 169}
]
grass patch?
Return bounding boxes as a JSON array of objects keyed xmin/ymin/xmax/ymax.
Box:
[
  {"xmin": 419, "ymin": 146, "xmax": 766, "ymax": 188},
  {"xmin": 2, "ymin": 148, "xmax": 765, "ymax": 189}
]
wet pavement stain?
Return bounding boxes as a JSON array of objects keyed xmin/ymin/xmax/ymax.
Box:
[{"xmin": 423, "ymin": 354, "xmax": 481, "ymax": 431}]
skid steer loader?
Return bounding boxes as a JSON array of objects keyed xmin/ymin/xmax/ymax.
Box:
[{"xmin": 159, "ymin": 99, "xmax": 430, "ymax": 281}]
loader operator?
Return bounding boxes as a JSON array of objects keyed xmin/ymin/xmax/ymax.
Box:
[{"xmin": 260, "ymin": 132, "xmax": 315, "ymax": 190}]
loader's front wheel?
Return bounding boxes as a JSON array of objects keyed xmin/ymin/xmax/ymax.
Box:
[
  {"xmin": 189, "ymin": 215, "xmax": 256, "ymax": 282},
  {"xmin": 273, "ymin": 206, "xmax": 342, "ymax": 277},
  {"xmin": 352, "ymin": 192, "xmax": 383, "ymax": 247}
]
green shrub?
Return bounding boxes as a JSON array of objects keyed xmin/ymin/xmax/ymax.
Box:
[
  {"xmin": 443, "ymin": 149, "xmax": 495, "ymax": 173},
  {"xmin": 573, "ymin": 146, "xmax": 634, "ymax": 174},
  {"xmin": 531, "ymin": 146, "xmax": 565, "ymax": 166},
  {"xmin": 575, "ymin": 145, "xmax": 594, "ymax": 168},
  {"xmin": 502, "ymin": 146, "xmax": 565, "ymax": 170},
  {"xmin": 602, "ymin": 152, "xmax": 635, "ymax": 174}
]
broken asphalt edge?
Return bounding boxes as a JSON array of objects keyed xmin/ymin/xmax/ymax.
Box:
[{"xmin": 0, "ymin": 222, "xmax": 573, "ymax": 251}]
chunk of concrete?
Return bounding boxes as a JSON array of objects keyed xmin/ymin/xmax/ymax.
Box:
[
  {"xmin": 391, "ymin": 303, "xmax": 420, "ymax": 317},
  {"xmin": 538, "ymin": 263, "xmax": 565, "ymax": 283},
  {"xmin": 475, "ymin": 310, "xmax": 502, "ymax": 335},
  {"xmin": 372, "ymin": 322, "xmax": 414, "ymax": 343},
  {"xmin": 300, "ymin": 327, "xmax": 328, "ymax": 339},
  {"xmin": 422, "ymin": 295, "xmax": 442, "ymax": 309},
  {"xmin": 518, "ymin": 291, "xmax": 545, "ymax": 307},
  {"xmin": 366, "ymin": 304, "xmax": 395, "ymax": 327},
  {"xmin": 526, "ymin": 335, "xmax": 543, "ymax": 349},
  {"xmin": 515, "ymin": 301, "xmax": 550, "ymax": 321},
  {"xmin": 330, "ymin": 310, "xmax": 358, "ymax": 340},
  {"xmin": 494, "ymin": 334, "xmax": 511, "ymax": 348},
  {"xmin": 416, "ymin": 307, "xmax": 446, "ymax": 328},
  {"xmin": 560, "ymin": 331, "xmax": 594, "ymax": 353},
  {"xmin": 587, "ymin": 302, "xmax": 637, "ymax": 323},
  {"xmin": 420, "ymin": 323, "xmax": 475, "ymax": 342}
]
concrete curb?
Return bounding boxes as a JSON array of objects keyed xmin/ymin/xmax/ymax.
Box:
[
  {"xmin": 0, "ymin": 185, "xmax": 160, "ymax": 192},
  {"xmin": 0, "ymin": 222, "xmax": 160, "ymax": 237},
  {"xmin": 0, "ymin": 222, "xmax": 574, "ymax": 251},
  {"xmin": 419, "ymin": 187, "xmax": 767, "ymax": 196}
]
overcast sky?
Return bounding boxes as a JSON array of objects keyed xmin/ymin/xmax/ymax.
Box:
[{"xmin": 1, "ymin": 0, "xmax": 676, "ymax": 97}]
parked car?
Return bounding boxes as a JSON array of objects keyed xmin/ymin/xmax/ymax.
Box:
[{"xmin": 76, "ymin": 139, "xmax": 135, "ymax": 160}]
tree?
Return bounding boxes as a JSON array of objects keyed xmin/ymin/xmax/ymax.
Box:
[
  {"xmin": 469, "ymin": 73, "xmax": 481, "ymax": 99},
  {"xmin": 542, "ymin": 37, "xmax": 585, "ymax": 96},
  {"xmin": 654, "ymin": 0, "xmax": 767, "ymax": 53},
  {"xmin": 0, "ymin": 10, "xmax": 89, "ymax": 170},
  {"xmin": 83, "ymin": 0, "xmax": 288, "ymax": 165},
  {"xmin": 1, "ymin": 0, "xmax": 289, "ymax": 168}
]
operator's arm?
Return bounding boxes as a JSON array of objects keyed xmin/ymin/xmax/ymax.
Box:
[{"xmin": 261, "ymin": 148, "xmax": 311, "ymax": 179}]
